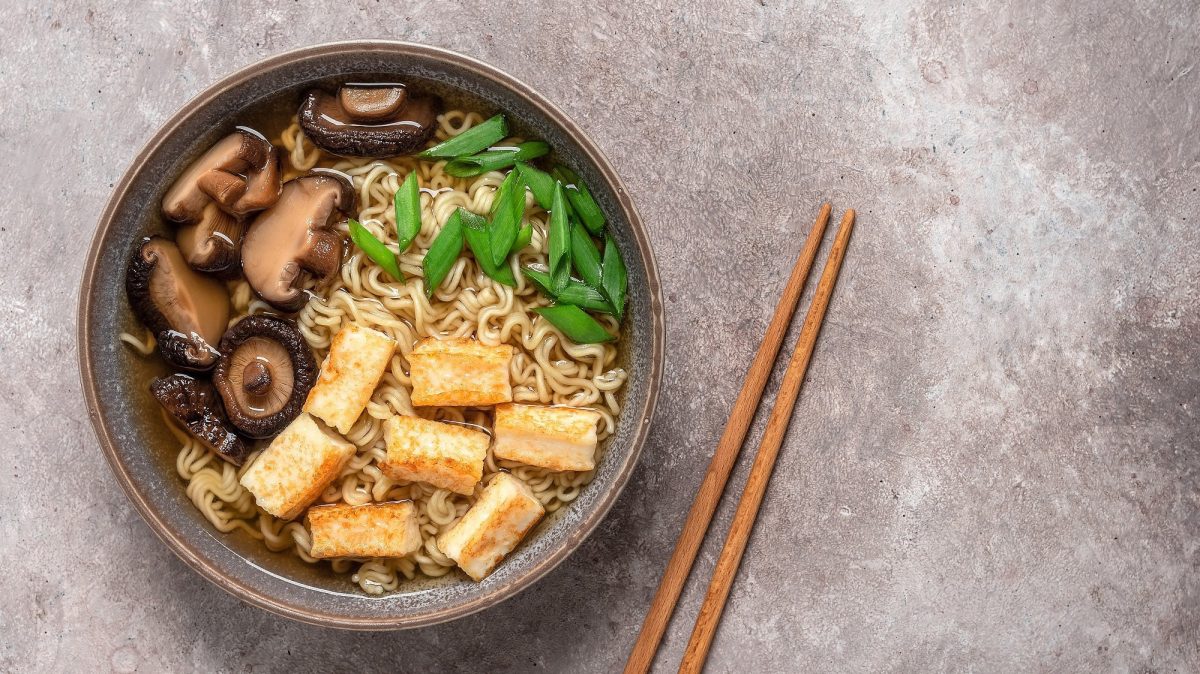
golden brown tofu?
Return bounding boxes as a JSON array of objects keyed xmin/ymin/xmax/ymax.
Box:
[
  {"xmin": 408, "ymin": 337, "xmax": 513, "ymax": 407},
  {"xmin": 238, "ymin": 413, "xmax": 357, "ymax": 520},
  {"xmin": 307, "ymin": 501, "xmax": 422, "ymax": 559},
  {"xmin": 492, "ymin": 404, "xmax": 601, "ymax": 472},
  {"xmin": 437, "ymin": 473, "xmax": 545, "ymax": 580},
  {"xmin": 304, "ymin": 322, "xmax": 397, "ymax": 434},
  {"xmin": 381, "ymin": 415, "xmax": 489, "ymax": 495}
]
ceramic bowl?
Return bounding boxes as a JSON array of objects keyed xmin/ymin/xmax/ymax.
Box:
[{"xmin": 78, "ymin": 40, "xmax": 663, "ymax": 629}]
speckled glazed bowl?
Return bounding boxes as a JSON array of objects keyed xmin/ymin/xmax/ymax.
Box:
[{"xmin": 78, "ymin": 41, "xmax": 663, "ymax": 629}]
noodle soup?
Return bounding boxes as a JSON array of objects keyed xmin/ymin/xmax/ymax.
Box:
[{"xmin": 121, "ymin": 81, "xmax": 630, "ymax": 593}]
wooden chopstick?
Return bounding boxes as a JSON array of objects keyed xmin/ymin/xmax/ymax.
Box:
[
  {"xmin": 678, "ymin": 209, "xmax": 856, "ymax": 673},
  {"xmin": 624, "ymin": 204, "xmax": 833, "ymax": 674}
]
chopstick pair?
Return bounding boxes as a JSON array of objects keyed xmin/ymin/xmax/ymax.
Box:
[{"xmin": 625, "ymin": 204, "xmax": 856, "ymax": 674}]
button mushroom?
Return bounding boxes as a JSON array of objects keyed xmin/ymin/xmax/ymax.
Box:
[
  {"xmin": 298, "ymin": 83, "xmax": 440, "ymax": 157},
  {"xmin": 240, "ymin": 170, "xmax": 357, "ymax": 312},
  {"xmin": 125, "ymin": 236, "xmax": 231, "ymax": 372},
  {"xmin": 161, "ymin": 128, "xmax": 282, "ymax": 276},
  {"xmin": 150, "ymin": 374, "xmax": 249, "ymax": 465},
  {"xmin": 213, "ymin": 315, "xmax": 318, "ymax": 439}
]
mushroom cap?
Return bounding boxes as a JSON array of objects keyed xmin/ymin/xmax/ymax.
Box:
[
  {"xmin": 125, "ymin": 237, "xmax": 230, "ymax": 372},
  {"xmin": 212, "ymin": 315, "xmax": 318, "ymax": 438},
  {"xmin": 298, "ymin": 85, "xmax": 440, "ymax": 157},
  {"xmin": 162, "ymin": 128, "xmax": 283, "ymax": 222},
  {"xmin": 150, "ymin": 374, "xmax": 249, "ymax": 465},
  {"xmin": 240, "ymin": 171, "xmax": 357, "ymax": 312}
]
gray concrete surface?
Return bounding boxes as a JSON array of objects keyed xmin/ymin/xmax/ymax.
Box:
[{"xmin": 2, "ymin": 0, "xmax": 1197, "ymax": 671}]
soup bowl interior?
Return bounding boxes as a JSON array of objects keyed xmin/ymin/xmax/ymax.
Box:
[{"xmin": 78, "ymin": 41, "xmax": 662, "ymax": 629}]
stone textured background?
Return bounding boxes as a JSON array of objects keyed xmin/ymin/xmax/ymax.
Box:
[{"xmin": 2, "ymin": 1, "xmax": 1198, "ymax": 671}]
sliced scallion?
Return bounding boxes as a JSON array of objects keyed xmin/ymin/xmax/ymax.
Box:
[
  {"xmin": 417, "ymin": 114, "xmax": 508, "ymax": 159},
  {"xmin": 349, "ymin": 219, "xmax": 402, "ymax": 280},
  {"xmin": 548, "ymin": 182, "xmax": 571, "ymax": 292},
  {"xmin": 570, "ymin": 224, "xmax": 604, "ymax": 291},
  {"xmin": 601, "ymin": 232, "xmax": 628, "ymax": 319},
  {"xmin": 522, "ymin": 267, "xmax": 614, "ymax": 314},
  {"xmin": 513, "ymin": 222, "xmax": 532, "ymax": 253},
  {"xmin": 422, "ymin": 210, "xmax": 465, "ymax": 297},
  {"xmin": 552, "ymin": 166, "xmax": 606, "ymax": 235},
  {"xmin": 445, "ymin": 141, "xmax": 550, "ymax": 177},
  {"xmin": 515, "ymin": 162, "xmax": 557, "ymax": 210},
  {"xmin": 461, "ymin": 208, "xmax": 516, "ymax": 286},
  {"xmin": 534, "ymin": 304, "xmax": 616, "ymax": 344},
  {"xmin": 488, "ymin": 170, "xmax": 525, "ymax": 266},
  {"xmin": 394, "ymin": 171, "xmax": 421, "ymax": 253}
]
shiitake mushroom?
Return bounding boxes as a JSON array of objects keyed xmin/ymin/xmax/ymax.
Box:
[
  {"xmin": 150, "ymin": 374, "xmax": 249, "ymax": 465},
  {"xmin": 240, "ymin": 170, "xmax": 357, "ymax": 312},
  {"xmin": 162, "ymin": 128, "xmax": 282, "ymax": 221},
  {"xmin": 161, "ymin": 128, "xmax": 282, "ymax": 277},
  {"xmin": 298, "ymin": 83, "xmax": 440, "ymax": 157},
  {"xmin": 212, "ymin": 315, "xmax": 317, "ymax": 438},
  {"xmin": 125, "ymin": 236, "xmax": 230, "ymax": 372}
]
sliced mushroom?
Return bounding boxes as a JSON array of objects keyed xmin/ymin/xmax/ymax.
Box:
[
  {"xmin": 298, "ymin": 84, "xmax": 440, "ymax": 157},
  {"xmin": 213, "ymin": 315, "xmax": 318, "ymax": 438},
  {"xmin": 240, "ymin": 170, "xmax": 357, "ymax": 311},
  {"xmin": 150, "ymin": 374, "xmax": 249, "ymax": 465},
  {"xmin": 161, "ymin": 128, "xmax": 282, "ymax": 275},
  {"xmin": 125, "ymin": 236, "xmax": 230, "ymax": 371},
  {"xmin": 162, "ymin": 128, "xmax": 282, "ymax": 221},
  {"xmin": 175, "ymin": 202, "xmax": 243, "ymax": 277}
]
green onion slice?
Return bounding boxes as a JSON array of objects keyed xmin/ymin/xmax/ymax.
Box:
[
  {"xmin": 394, "ymin": 171, "xmax": 421, "ymax": 253},
  {"xmin": 417, "ymin": 114, "xmax": 507, "ymax": 159},
  {"xmin": 601, "ymin": 232, "xmax": 628, "ymax": 319},
  {"xmin": 570, "ymin": 224, "xmax": 604, "ymax": 291},
  {"xmin": 445, "ymin": 142, "xmax": 550, "ymax": 178},
  {"xmin": 515, "ymin": 162, "xmax": 557, "ymax": 210},
  {"xmin": 513, "ymin": 222, "xmax": 533, "ymax": 253},
  {"xmin": 349, "ymin": 219, "xmax": 402, "ymax": 280},
  {"xmin": 548, "ymin": 182, "xmax": 571, "ymax": 292},
  {"xmin": 461, "ymin": 208, "xmax": 516, "ymax": 286},
  {"xmin": 522, "ymin": 266, "xmax": 614, "ymax": 314},
  {"xmin": 552, "ymin": 166, "xmax": 606, "ymax": 235},
  {"xmin": 488, "ymin": 170, "xmax": 525, "ymax": 266},
  {"xmin": 422, "ymin": 210, "xmax": 465, "ymax": 297},
  {"xmin": 534, "ymin": 305, "xmax": 616, "ymax": 344}
]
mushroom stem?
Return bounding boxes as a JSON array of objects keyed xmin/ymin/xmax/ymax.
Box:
[{"xmin": 244, "ymin": 360, "xmax": 273, "ymax": 396}]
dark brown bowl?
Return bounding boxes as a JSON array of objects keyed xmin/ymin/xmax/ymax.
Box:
[{"xmin": 77, "ymin": 41, "xmax": 663, "ymax": 629}]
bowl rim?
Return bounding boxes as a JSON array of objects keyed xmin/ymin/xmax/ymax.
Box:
[{"xmin": 77, "ymin": 39, "xmax": 664, "ymax": 630}]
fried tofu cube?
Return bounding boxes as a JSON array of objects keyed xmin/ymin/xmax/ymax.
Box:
[
  {"xmin": 381, "ymin": 415, "xmax": 489, "ymax": 495},
  {"xmin": 408, "ymin": 337, "xmax": 513, "ymax": 407},
  {"xmin": 492, "ymin": 404, "xmax": 601, "ymax": 472},
  {"xmin": 239, "ymin": 413, "xmax": 356, "ymax": 520},
  {"xmin": 304, "ymin": 323, "xmax": 397, "ymax": 434},
  {"xmin": 307, "ymin": 501, "xmax": 422, "ymax": 559},
  {"xmin": 437, "ymin": 473, "xmax": 545, "ymax": 581}
]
